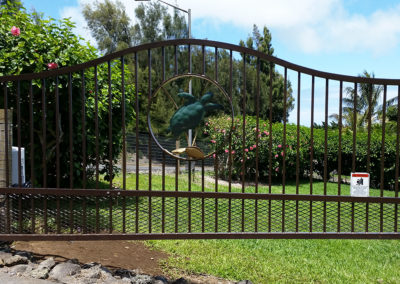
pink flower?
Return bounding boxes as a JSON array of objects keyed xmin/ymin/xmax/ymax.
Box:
[
  {"xmin": 250, "ymin": 146, "xmax": 253, "ymax": 150},
  {"xmin": 205, "ymin": 122, "xmax": 209, "ymax": 126},
  {"xmin": 281, "ymin": 151, "xmax": 284, "ymax": 157},
  {"xmin": 221, "ymin": 129, "xmax": 226, "ymax": 134},
  {"xmin": 277, "ymin": 144, "xmax": 282, "ymax": 148},
  {"xmin": 47, "ymin": 62, "xmax": 58, "ymax": 69},
  {"xmin": 213, "ymin": 154, "xmax": 216, "ymax": 159},
  {"xmin": 258, "ymin": 134, "xmax": 261, "ymax": 138},
  {"xmin": 203, "ymin": 131, "xmax": 208, "ymax": 135},
  {"xmin": 211, "ymin": 140, "xmax": 216, "ymax": 144},
  {"xmin": 263, "ymin": 131, "xmax": 269, "ymax": 135},
  {"xmin": 11, "ymin": 26, "xmax": 20, "ymax": 36},
  {"xmin": 225, "ymin": 149, "xmax": 229, "ymax": 153},
  {"xmin": 275, "ymin": 167, "xmax": 279, "ymax": 172},
  {"xmin": 244, "ymin": 148, "xmax": 249, "ymax": 152},
  {"xmin": 275, "ymin": 154, "xmax": 278, "ymax": 158},
  {"xmin": 263, "ymin": 123, "xmax": 266, "ymax": 127},
  {"xmin": 253, "ymin": 144, "xmax": 256, "ymax": 148},
  {"xmin": 231, "ymin": 150, "xmax": 235, "ymax": 154}
]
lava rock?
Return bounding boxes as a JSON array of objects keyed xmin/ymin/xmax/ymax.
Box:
[
  {"xmin": 48, "ymin": 262, "xmax": 81, "ymax": 281},
  {"xmin": 30, "ymin": 257, "xmax": 56, "ymax": 279}
]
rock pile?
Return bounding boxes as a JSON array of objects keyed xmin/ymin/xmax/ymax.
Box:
[{"xmin": 0, "ymin": 244, "xmax": 253, "ymax": 284}]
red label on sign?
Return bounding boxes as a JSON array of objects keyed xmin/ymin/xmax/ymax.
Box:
[{"xmin": 351, "ymin": 173, "xmax": 369, "ymax": 178}]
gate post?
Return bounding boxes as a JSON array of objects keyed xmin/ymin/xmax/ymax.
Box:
[{"xmin": 0, "ymin": 109, "xmax": 12, "ymax": 233}]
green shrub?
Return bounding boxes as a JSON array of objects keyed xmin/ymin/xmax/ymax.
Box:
[
  {"xmin": 206, "ymin": 115, "xmax": 398, "ymax": 189},
  {"xmin": 0, "ymin": 4, "xmax": 135, "ymax": 187}
]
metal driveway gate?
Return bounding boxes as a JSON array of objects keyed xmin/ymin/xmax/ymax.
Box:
[{"xmin": 0, "ymin": 39, "xmax": 399, "ymax": 240}]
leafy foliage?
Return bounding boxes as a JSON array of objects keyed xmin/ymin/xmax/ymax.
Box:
[
  {"xmin": 206, "ymin": 114, "xmax": 399, "ymax": 189},
  {"xmin": 0, "ymin": 4, "xmax": 135, "ymax": 187}
]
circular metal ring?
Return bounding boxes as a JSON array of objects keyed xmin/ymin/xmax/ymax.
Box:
[{"xmin": 147, "ymin": 73, "xmax": 234, "ymax": 161}]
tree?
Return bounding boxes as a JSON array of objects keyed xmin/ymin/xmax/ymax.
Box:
[
  {"xmin": 83, "ymin": 0, "xmax": 134, "ymax": 54},
  {"xmin": 330, "ymin": 71, "xmax": 382, "ymax": 130},
  {"xmin": 0, "ymin": 4, "xmax": 135, "ymax": 187},
  {"xmin": 239, "ymin": 25, "xmax": 294, "ymax": 122}
]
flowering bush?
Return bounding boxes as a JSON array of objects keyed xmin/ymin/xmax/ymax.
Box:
[
  {"xmin": 205, "ymin": 114, "xmax": 398, "ymax": 189},
  {"xmin": 0, "ymin": 5, "xmax": 135, "ymax": 187}
]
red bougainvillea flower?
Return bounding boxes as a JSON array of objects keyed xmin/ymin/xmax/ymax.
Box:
[
  {"xmin": 47, "ymin": 62, "xmax": 59, "ymax": 69},
  {"xmin": 231, "ymin": 150, "xmax": 235, "ymax": 154},
  {"xmin": 275, "ymin": 154, "xmax": 279, "ymax": 158},
  {"xmin": 225, "ymin": 149, "xmax": 229, "ymax": 153},
  {"xmin": 244, "ymin": 148, "xmax": 249, "ymax": 152},
  {"xmin": 11, "ymin": 26, "xmax": 20, "ymax": 36},
  {"xmin": 277, "ymin": 144, "xmax": 282, "ymax": 148}
]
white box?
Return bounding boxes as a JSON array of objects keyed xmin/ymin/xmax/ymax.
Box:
[{"xmin": 12, "ymin": 146, "xmax": 25, "ymax": 185}]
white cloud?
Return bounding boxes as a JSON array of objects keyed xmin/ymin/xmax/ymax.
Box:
[{"xmin": 58, "ymin": 0, "xmax": 400, "ymax": 55}]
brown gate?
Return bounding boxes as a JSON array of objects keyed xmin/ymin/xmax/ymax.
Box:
[{"xmin": 0, "ymin": 39, "xmax": 399, "ymax": 240}]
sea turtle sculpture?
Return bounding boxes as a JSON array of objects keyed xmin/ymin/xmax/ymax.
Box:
[
  {"xmin": 167, "ymin": 92, "xmax": 222, "ymax": 138},
  {"xmin": 168, "ymin": 91, "xmax": 222, "ymax": 159}
]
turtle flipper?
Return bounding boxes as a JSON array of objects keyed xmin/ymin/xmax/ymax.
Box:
[
  {"xmin": 200, "ymin": 92, "xmax": 214, "ymax": 104},
  {"xmin": 178, "ymin": 92, "xmax": 196, "ymax": 105},
  {"xmin": 204, "ymin": 103, "xmax": 223, "ymax": 112}
]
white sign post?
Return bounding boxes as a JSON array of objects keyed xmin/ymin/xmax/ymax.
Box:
[{"xmin": 350, "ymin": 173, "xmax": 370, "ymax": 197}]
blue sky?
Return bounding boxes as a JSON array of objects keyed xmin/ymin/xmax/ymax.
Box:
[{"xmin": 21, "ymin": 0, "xmax": 400, "ymax": 125}]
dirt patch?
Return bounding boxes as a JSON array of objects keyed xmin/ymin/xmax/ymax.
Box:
[{"xmin": 12, "ymin": 240, "xmax": 168, "ymax": 276}]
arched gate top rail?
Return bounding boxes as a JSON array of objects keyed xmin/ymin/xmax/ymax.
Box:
[{"xmin": 1, "ymin": 38, "xmax": 399, "ymax": 85}]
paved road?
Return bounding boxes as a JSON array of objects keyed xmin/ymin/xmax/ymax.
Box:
[{"xmin": 0, "ymin": 272, "xmax": 60, "ymax": 283}]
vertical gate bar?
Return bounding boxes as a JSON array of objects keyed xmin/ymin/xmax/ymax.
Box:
[
  {"xmin": 228, "ymin": 50, "xmax": 233, "ymax": 232},
  {"xmin": 310, "ymin": 76, "xmax": 315, "ymax": 233},
  {"xmin": 55, "ymin": 76, "xmax": 60, "ymax": 188},
  {"xmin": 395, "ymin": 85, "xmax": 400, "ymax": 232},
  {"xmin": 56, "ymin": 196, "xmax": 60, "ymax": 234},
  {"xmin": 16, "ymin": 81, "xmax": 22, "ymax": 233},
  {"xmin": 96, "ymin": 196, "xmax": 99, "ymax": 233},
  {"xmin": 396, "ymin": 85, "xmax": 400, "ymax": 198},
  {"xmin": 366, "ymin": 81, "xmax": 372, "ymax": 174},
  {"xmin": 241, "ymin": 53, "xmax": 246, "ymax": 232},
  {"xmin": 380, "ymin": 85, "xmax": 387, "ymax": 197},
  {"xmin": 121, "ymin": 57, "xmax": 126, "ymax": 232},
  {"xmin": 81, "ymin": 71, "xmax": 86, "ymax": 189},
  {"xmin": 135, "ymin": 193, "xmax": 139, "ymax": 233},
  {"xmin": 41, "ymin": 79, "xmax": 48, "ymax": 233},
  {"xmin": 323, "ymin": 79, "xmax": 329, "ymax": 232},
  {"xmin": 282, "ymin": 67, "xmax": 287, "ymax": 194},
  {"xmin": 161, "ymin": 49, "xmax": 165, "ymax": 234},
  {"xmin": 202, "ymin": 45, "xmax": 205, "ymax": 75},
  {"xmin": 69, "ymin": 196, "xmax": 73, "ymax": 234},
  {"xmin": 148, "ymin": 49, "xmax": 152, "ymax": 233},
  {"xmin": 3, "ymin": 83, "xmax": 10, "ymax": 233},
  {"xmin": 228, "ymin": 50, "xmax": 233, "ymax": 193},
  {"xmin": 323, "ymin": 79, "xmax": 329, "ymax": 195},
  {"xmin": 135, "ymin": 53, "xmax": 139, "ymax": 191},
  {"xmin": 255, "ymin": 58, "xmax": 260, "ymax": 232},
  {"xmin": 42, "ymin": 79, "xmax": 47, "ymax": 188},
  {"xmin": 338, "ymin": 81, "xmax": 343, "ymax": 195},
  {"xmin": 296, "ymin": 72, "xmax": 301, "ymax": 232},
  {"xmin": 28, "ymin": 81, "xmax": 35, "ymax": 232},
  {"xmin": 351, "ymin": 202, "xmax": 355, "ymax": 232},
  {"xmin": 352, "ymin": 82, "xmax": 357, "ymax": 172},
  {"xmin": 296, "ymin": 72, "xmax": 301, "ymax": 194},
  {"xmin": 255, "ymin": 58, "xmax": 260, "ymax": 193},
  {"xmin": 268, "ymin": 63, "xmax": 273, "ymax": 193},
  {"xmin": 175, "ymin": 159, "xmax": 178, "ymax": 233},
  {"xmin": 214, "ymin": 47, "xmax": 219, "ymax": 231},
  {"xmin": 68, "ymin": 73, "xmax": 73, "ymax": 188},
  {"xmin": 188, "ymin": 44, "xmax": 191, "ymax": 73},
  {"xmin": 56, "ymin": 74, "xmax": 60, "ymax": 232},
  {"xmin": 337, "ymin": 201, "xmax": 341, "ymax": 232},
  {"xmin": 109, "ymin": 196, "xmax": 113, "ymax": 234},
  {"xmin": 83, "ymin": 196, "xmax": 87, "ymax": 234},
  {"xmin": 188, "ymin": 160, "xmax": 192, "ymax": 233},
  {"xmin": 108, "ymin": 61, "xmax": 113, "ymax": 189},
  {"xmin": 281, "ymin": 67, "xmax": 287, "ymax": 231},
  {"xmin": 365, "ymin": 202, "xmax": 369, "ymax": 232},
  {"xmin": 380, "ymin": 85, "xmax": 388, "ymax": 232},
  {"xmin": 201, "ymin": 159, "xmax": 205, "ymax": 233},
  {"xmin": 215, "ymin": 47, "xmax": 218, "ymax": 82},
  {"xmin": 162, "ymin": 152, "xmax": 165, "ymax": 233},
  {"xmin": 94, "ymin": 66, "xmax": 100, "ymax": 188},
  {"xmin": 310, "ymin": 76, "xmax": 315, "ymax": 195},
  {"xmin": 17, "ymin": 81, "xmax": 21, "ymax": 186}
]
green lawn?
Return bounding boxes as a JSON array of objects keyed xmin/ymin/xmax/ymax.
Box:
[{"xmin": 108, "ymin": 173, "xmax": 400, "ymax": 283}]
